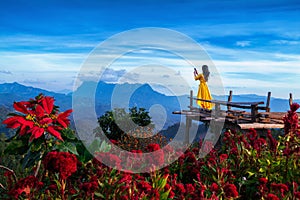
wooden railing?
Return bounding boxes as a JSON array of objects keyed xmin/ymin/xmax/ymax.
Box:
[{"xmin": 188, "ymin": 90, "xmax": 272, "ymax": 122}]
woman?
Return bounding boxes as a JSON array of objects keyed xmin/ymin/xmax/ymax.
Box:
[{"xmin": 194, "ymin": 65, "xmax": 213, "ymax": 110}]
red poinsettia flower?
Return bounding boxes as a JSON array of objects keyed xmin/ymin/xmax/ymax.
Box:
[
  {"xmin": 55, "ymin": 109, "xmax": 72, "ymax": 128},
  {"xmin": 13, "ymin": 101, "xmax": 30, "ymax": 114},
  {"xmin": 46, "ymin": 125, "xmax": 63, "ymax": 141},
  {"xmin": 2, "ymin": 94, "xmax": 72, "ymax": 141},
  {"xmin": 41, "ymin": 96, "xmax": 54, "ymax": 114}
]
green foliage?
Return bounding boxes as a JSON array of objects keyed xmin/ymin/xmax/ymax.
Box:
[
  {"xmin": 98, "ymin": 107, "xmax": 152, "ymax": 140},
  {"xmin": 3, "ymin": 136, "xmax": 29, "ymax": 155},
  {"xmin": 88, "ymin": 138, "xmax": 111, "ymax": 154},
  {"xmin": 54, "ymin": 128, "xmax": 80, "ymax": 155}
]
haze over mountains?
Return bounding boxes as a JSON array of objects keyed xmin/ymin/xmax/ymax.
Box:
[{"xmin": 0, "ymin": 82, "xmax": 298, "ymax": 137}]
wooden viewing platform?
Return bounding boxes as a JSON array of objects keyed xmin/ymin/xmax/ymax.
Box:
[{"xmin": 173, "ymin": 90, "xmax": 300, "ymax": 143}]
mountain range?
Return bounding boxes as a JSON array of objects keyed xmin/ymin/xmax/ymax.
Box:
[{"xmin": 0, "ymin": 82, "xmax": 299, "ymax": 138}]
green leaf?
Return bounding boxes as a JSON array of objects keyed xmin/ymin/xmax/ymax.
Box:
[
  {"xmin": 94, "ymin": 192, "xmax": 105, "ymax": 198},
  {"xmin": 66, "ymin": 142, "xmax": 78, "ymax": 155},
  {"xmin": 212, "ymin": 174, "xmax": 218, "ymax": 182},
  {"xmin": 74, "ymin": 141, "xmax": 91, "ymax": 162},
  {"xmin": 30, "ymin": 137, "xmax": 44, "ymax": 152},
  {"xmin": 273, "ymin": 160, "xmax": 281, "ymax": 167},
  {"xmin": 160, "ymin": 188, "xmax": 171, "ymax": 200},
  {"xmin": 62, "ymin": 128, "xmax": 76, "ymax": 140},
  {"xmin": 244, "ymin": 149, "xmax": 252, "ymax": 156},
  {"xmin": 247, "ymin": 171, "xmax": 255, "ymax": 177},
  {"xmin": 56, "ymin": 142, "xmax": 78, "ymax": 155},
  {"xmin": 158, "ymin": 175, "xmax": 168, "ymax": 190},
  {"xmin": 22, "ymin": 150, "xmax": 41, "ymax": 169},
  {"xmin": 88, "ymin": 138, "xmax": 102, "ymax": 154},
  {"xmin": 99, "ymin": 140, "xmax": 111, "ymax": 152},
  {"xmin": 259, "ymin": 168, "xmax": 265, "ymax": 173},
  {"xmin": 4, "ymin": 139, "xmax": 28, "ymax": 155}
]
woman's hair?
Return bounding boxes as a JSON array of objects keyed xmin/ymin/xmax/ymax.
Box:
[{"xmin": 202, "ymin": 65, "xmax": 210, "ymax": 81}]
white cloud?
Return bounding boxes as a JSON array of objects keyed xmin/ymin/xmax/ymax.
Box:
[
  {"xmin": 236, "ymin": 41, "xmax": 251, "ymax": 47},
  {"xmin": 77, "ymin": 68, "xmax": 127, "ymax": 83},
  {"xmin": 1, "ymin": 28, "xmax": 300, "ymax": 98},
  {"xmin": 270, "ymin": 40, "xmax": 300, "ymax": 45},
  {"xmin": 0, "ymin": 34, "xmax": 100, "ymax": 51},
  {"xmin": 0, "ymin": 51, "xmax": 85, "ymax": 72},
  {"xmin": 0, "ymin": 70, "xmax": 12, "ymax": 75},
  {"xmin": 178, "ymin": 20, "xmax": 300, "ymax": 40}
]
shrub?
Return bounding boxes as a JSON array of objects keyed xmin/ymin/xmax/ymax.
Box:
[{"xmin": 98, "ymin": 107, "xmax": 152, "ymax": 140}]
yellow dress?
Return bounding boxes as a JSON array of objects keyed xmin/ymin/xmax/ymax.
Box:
[{"xmin": 194, "ymin": 74, "xmax": 213, "ymax": 110}]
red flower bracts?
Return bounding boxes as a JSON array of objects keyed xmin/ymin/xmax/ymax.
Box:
[
  {"xmin": 2, "ymin": 94, "xmax": 72, "ymax": 141},
  {"xmin": 283, "ymin": 103, "xmax": 300, "ymax": 135},
  {"xmin": 8, "ymin": 176, "xmax": 43, "ymax": 199},
  {"xmin": 43, "ymin": 151, "xmax": 78, "ymax": 180}
]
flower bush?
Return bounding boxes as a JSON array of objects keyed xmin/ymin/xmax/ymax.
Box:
[
  {"xmin": 2, "ymin": 94, "xmax": 72, "ymax": 141},
  {"xmin": 0, "ymin": 95, "xmax": 299, "ymax": 199},
  {"xmin": 109, "ymin": 126, "xmax": 171, "ymax": 152}
]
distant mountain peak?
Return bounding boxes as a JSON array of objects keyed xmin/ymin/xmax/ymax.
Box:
[
  {"xmin": 3, "ymin": 82, "xmax": 25, "ymax": 87},
  {"xmin": 140, "ymin": 83, "xmax": 153, "ymax": 90},
  {"xmin": 0, "ymin": 82, "xmax": 45, "ymax": 94}
]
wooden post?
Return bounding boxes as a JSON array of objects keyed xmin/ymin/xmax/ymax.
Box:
[
  {"xmin": 266, "ymin": 92, "xmax": 271, "ymax": 112},
  {"xmin": 227, "ymin": 90, "xmax": 232, "ymax": 111},
  {"xmin": 251, "ymin": 105, "xmax": 258, "ymax": 122},
  {"xmin": 289, "ymin": 93, "xmax": 293, "ymax": 106},
  {"xmin": 190, "ymin": 90, "xmax": 193, "ymax": 111},
  {"xmin": 185, "ymin": 117, "xmax": 191, "ymax": 144},
  {"xmin": 186, "ymin": 90, "xmax": 193, "ymax": 144},
  {"xmin": 214, "ymin": 103, "xmax": 221, "ymax": 118}
]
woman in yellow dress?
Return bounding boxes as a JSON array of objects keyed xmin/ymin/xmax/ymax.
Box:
[{"xmin": 194, "ymin": 65, "xmax": 213, "ymax": 110}]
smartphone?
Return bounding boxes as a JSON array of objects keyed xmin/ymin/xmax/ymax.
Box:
[{"xmin": 194, "ymin": 68, "xmax": 198, "ymax": 75}]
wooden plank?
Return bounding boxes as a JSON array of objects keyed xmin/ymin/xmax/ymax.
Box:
[
  {"xmin": 192, "ymin": 98, "xmax": 264, "ymax": 110},
  {"xmin": 227, "ymin": 110, "xmax": 245, "ymax": 114},
  {"xmin": 192, "ymin": 97, "xmax": 264, "ymax": 106},
  {"xmin": 259, "ymin": 118, "xmax": 271, "ymax": 123},
  {"xmin": 181, "ymin": 109, "xmax": 212, "ymax": 115},
  {"xmin": 268, "ymin": 112, "xmax": 286, "ymax": 120},
  {"xmin": 270, "ymin": 119, "xmax": 284, "ymax": 124},
  {"xmin": 225, "ymin": 118, "xmax": 237, "ymax": 123},
  {"xmin": 173, "ymin": 112, "xmax": 211, "ymax": 118},
  {"xmin": 226, "ymin": 115, "xmax": 238, "ymax": 119},
  {"xmin": 172, "ymin": 111, "xmax": 182, "ymax": 114},
  {"xmin": 258, "ymin": 112, "xmax": 270, "ymax": 117},
  {"xmin": 239, "ymin": 123, "xmax": 284, "ymax": 129},
  {"xmin": 188, "ymin": 106, "xmax": 212, "ymax": 113}
]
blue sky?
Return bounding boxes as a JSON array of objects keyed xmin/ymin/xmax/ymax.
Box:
[{"xmin": 1, "ymin": 0, "xmax": 300, "ymax": 98}]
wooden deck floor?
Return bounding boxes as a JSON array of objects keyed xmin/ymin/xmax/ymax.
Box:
[{"xmin": 172, "ymin": 109, "xmax": 294, "ymax": 130}]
